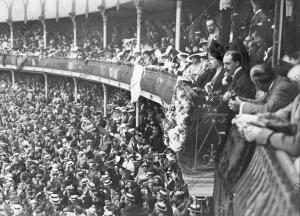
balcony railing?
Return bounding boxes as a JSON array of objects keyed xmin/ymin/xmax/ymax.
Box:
[{"xmin": 0, "ymin": 55, "xmax": 177, "ymax": 105}]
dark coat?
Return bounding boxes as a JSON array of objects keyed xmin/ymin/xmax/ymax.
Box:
[
  {"xmin": 225, "ymin": 67, "xmax": 256, "ymax": 99},
  {"xmin": 196, "ymin": 67, "xmax": 225, "ymax": 93}
]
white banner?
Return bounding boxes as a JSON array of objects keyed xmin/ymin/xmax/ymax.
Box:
[{"xmin": 130, "ymin": 63, "xmax": 144, "ymax": 103}]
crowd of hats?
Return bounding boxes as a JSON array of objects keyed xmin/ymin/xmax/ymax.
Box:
[
  {"xmin": 0, "ymin": 71, "xmax": 213, "ymax": 215},
  {"xmin": 0, "ymin": 12, "xmax": 211, "ymax": 76}
]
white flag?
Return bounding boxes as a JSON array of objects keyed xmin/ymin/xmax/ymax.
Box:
[{"xmin": 130, "ymin": 63, "xmax": 144, "ymax": 103}]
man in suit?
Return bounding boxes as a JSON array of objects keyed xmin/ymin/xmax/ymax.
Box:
[
  {"xmin": 222, "ymin": 51, "xmax": 256, "ymax": 101},
  {"xmin": 239, "ymin": 94, "xmax": 300, "ymax": 157},
  {"xmin": 229, "ymin": 64, "xmax": 299, "ymax": 114}
]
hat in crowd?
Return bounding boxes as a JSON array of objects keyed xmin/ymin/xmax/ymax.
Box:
[
  {"xmin": 29, "ymin": 199, "xmax": 38, "ymax": 205},
  {"xmin": 44, "ymin": 154, "xmax": 51, "ymax": 160},
  {"xmin": 177, "ymin": 52, "xmax": 190, "ymax": 62},
  {"xmin": 51, "ymin": 168, "xmax": 59, "ymax": 175},
  {"xmin": 103, "ymin": 210, "xmax": 114, "ymax": 216},
  {"xmin": 159, "ymin": 190, "xmax": 168, "ymax": 200},
  {"xmin": 50, "ymin": 194, "xmax": 60, "ymax": 205},
  {"xmin": 199, "ymin": 38, "xmax": 208, "ymax": 46},
  {"xmin": 128, "ymin": 154, "xmax": 135, "ymax": 159},
  {"xmin": 104, "ymin": 179, "xmax": 112, "ymax": 187},
  {"xmin": 125, "ymin": 193, "xmax": 135, "ymax": 202},
  {"xmin": 66, "ymin": 161, "xmax": 74, "ymax": 167},
  {"xmin": 156, "ymin": 202, "xmax": 167, "ymax": 212},
  {"xmin": 99, "ymin": 151, "xmax": 106, "ymax": 155},
  {"xmin": 69, "ymin": 195, "xmax": 78, "ymax": 201},
  {"xmin": 87, "ymin": 181, "xmax": 96, "ymax": 190},
  {"xmin": 186, "ymin": 52, "xmax": 206, "ymax": 62},
  {"xmin": 188, "ymin": 203, "xmax": 201, "ymax": 213},
  {"xmin": 128, "ymin": 128, "xmax": 135, "ymax": 133},
  {"xmin": 102, "ymin": 174, "xmax": 110, "ymax": 180},
  {"xmin": 11, "ymin": 204, "xmax": 23, "ymax": 216},
  {"xmin": 80, "ymin": 178, "xmax": 89, "ymax": 185}
]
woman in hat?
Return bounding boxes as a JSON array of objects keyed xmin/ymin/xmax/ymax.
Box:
[
  {"xmin": 181, "ymin": 52, "xmax": 207, "ymax": 84},
  {"xmin": 195, "ymin": 40, "xmax": 226, "ymax": 95}
]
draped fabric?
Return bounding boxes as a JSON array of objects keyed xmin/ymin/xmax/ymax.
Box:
[{"xmin": 214, "ymin": 126, "xmax": 256, "ymax": 216}]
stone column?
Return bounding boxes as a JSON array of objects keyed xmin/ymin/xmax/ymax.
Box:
[
  {"xmin": 103, "ymin": 15, "xmax": 108, "ymax": 49},
  {"xmin": 99, "ymin": 4, "xmax": 107, "ymax": 49},
  {"xmin": 43, "ymin": 22, "xmax": 47, "ymax": 49},
  {"xmin": 135, "ymin": 0, "xmax": 143, "ymax": 51},
  {"xmin": 70, "ymin": 13, "xmax": 77, "ymax": 48},
  {"xmin": 175, "ymin": 0, "xmax": 182, "ymax": 50},
  {"xmin": 8, "ymin": 21, "xmax": 13, "ymax": 48}
]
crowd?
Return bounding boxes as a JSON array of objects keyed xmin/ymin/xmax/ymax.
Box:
[
  {"xmin": 0, "ymin": 0, "xmax": 300, "ymax": 215},
  {"xmin": 0, "ymin": 70, "xmax": 214, "ymax": 216}
]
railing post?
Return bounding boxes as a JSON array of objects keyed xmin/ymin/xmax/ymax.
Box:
[
  {"xmin": 73, "ymin": 77, "xmax": 78, "ymax": 102},
  {"xmin": 175, "ymin": 0, "xmax": 182, "ymax": 50},
  {"xmin": 102, "ymin": 83, "xmax": 107, "ymax": 117},
  {"xmin": 11, "ymin": 70, "xmax": 15, "ymax": 89},
  {"xmin": 135, "ymin": 0, "xmax": 143, "ymax": 51},
  {"xmin": 136, "ymin": 99, "xmax": 140, "ymax": 128},
  {"xmin": 44, "ymin": 73, "xmax": 48, "ymax": 99}
]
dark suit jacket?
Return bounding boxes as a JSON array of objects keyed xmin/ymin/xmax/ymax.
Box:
[
  {"xmin": 241, "ymin": 76, "xmax": 299, "ymax": 114},
  {"xmin": 196, "ymin": 67, "xmax": 226, "ymax": 92},
  {"xmin": 225, "ymin": 67, "xmax": 256, "ymax": 99}
]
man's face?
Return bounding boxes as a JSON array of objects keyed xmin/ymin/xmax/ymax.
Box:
[
  {"xmin": 223, "ymin": 55, "xmax": 239, "ymax": 74},
  {"xmin": 206, "ymin": 20, "xmax": 215, "ymax": 34}
]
